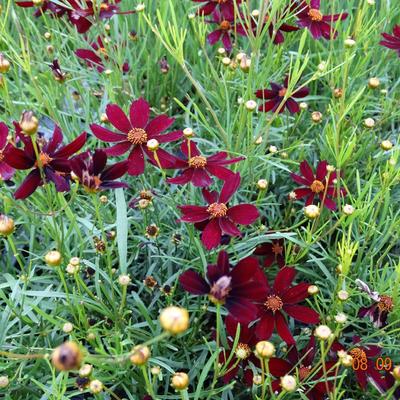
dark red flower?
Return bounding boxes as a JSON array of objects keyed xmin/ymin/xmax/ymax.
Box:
[
  {"xmin": 255, "ymin": 267, "xmax": 319, "ymax": 345},
  {"xmin": 356, "ymin": 279, "xmax": 394, "ymax": 328},
  {"xmin": 0, "ymin": 123, "xmax": 15, "ymax": 181},
  {"xmin": 219, "ymin": 315, "xmax": 259, "ymax": 385},
  {"xmin": 380, "ymin": 25, "xmax": 400, "ymax": 57},
  {"xmin": 49, "ymin": 59, "xmax": 67, "ymax": 82},
  {"xmin": 256, "ymin": 14, "xmax": 299, "ymax": 44},
  {"xmin": 167, "ymin": 140, "xmax": 244, "ymax": 187},
  {"xmin": 254, "ymin": 239, "xmax": 285, "ymax": 268},
  {"xmin": 269, "ymin": 337, "xmax": 336, "ymax": 398},
  {"xmin": 295, "ymin": 0, "xmax": 348, "ymax": 40},
  {"xmin": 290, "ymin": 160, "xmax": 346, "ymax": 210},
  {"xmin": 255, "ymin": 76, "xmax": 309, "ymax": 113},
  {"xmin": 16, "ymin": 1, "xmax": 69, "ymax": 18},
  {"xmin": 192, "ymin": 0, "xmax": 241, "ymax": 19},
  {"xmin": 178, "ymin": 173, "xmax": 259, "ymax": 250},
  {"xmin": 90, "ymin": 98, "xmax": 182, "ymax": 176},
  {"xmin": 332, "ymin": 337, "xmax": 383, "ymax": 391},
  {"xmin": 75, "ymin": 36, "xmax": 107, "ymax": 73},
  {"xmin": 71, "ymin": 149, "xmax": 128, "ymax": 192},
  {"xmin": 179, "ymin": 251, "xmax": 266, "ymax": 322},
  {"xmin": 4, "ymin": 125, "xmax": 86, "ymax": 200},
  {"xmin": 206, "ymin": 9, "xmax": 248, "ymax": 52}
]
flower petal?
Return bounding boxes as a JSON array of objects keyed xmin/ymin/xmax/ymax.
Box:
[
  {"xmin": 255, "ymin": 313, "xmax": 275, "ymax": 340},
  {"xmin": 275, "ymin": 311, "xmax": 295, "ymax": 344},
  {"xmin": 201, "ymin": 218, "xmax": 222, "ymax": 250},
  {"xmin": 273, "ymin": 267, "xmax": 296, "ymax": 294},
  {"xmin": 219, "ymin": 172, "xmax": 241, "ymax": 203},
  {"xmin": 106, "ymin": 104, "xmax": 132, "ymax": 133},
  {"xmin": 90, "ymin": 124, "xmax": 127, "ymax": 142},
  {"xmin": 146, "ymin": 115, "xmax": 175, "ymax": 137},
  {"xmin": 14, "ymin": 169, "xmax": 42, "ymax": 200},
  {"xmin": 52, "ymin": 132, "xmax": 87, "ymax": 159},
  {"xmin": 227, "ymin": 204, "xmax": 259, "ymax": 225},
  {"xmin": 283, "ymin": 304, "xmax": 320, "ymax": 324},
  {"xmin": 130, "ymin": 98, "xmax": 150, "ymax": 129},
  {"xmin": 179, "ymin": 205, "xmax": 209, "ymax": 223},
  {"xmin": 127, "ymin": 145, "xmax": 145, "ymax": 176},
  {"xmin": 179, "ymin": 270, "xmax": 209, "ymax": 295}
]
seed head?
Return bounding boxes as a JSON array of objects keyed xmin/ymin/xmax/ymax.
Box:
[{"xmin": 89, "ymin": 379, "xmax": 103, "ymax": 394}]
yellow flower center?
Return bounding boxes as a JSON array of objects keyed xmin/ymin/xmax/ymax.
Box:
[
  {"xmin": 0, "ymin": 150, "xmax": 4, "ymax": 162},
  {"xmin": 220, "ymin": 20, "xmax": 231, "ymax": 31},
  {"xmin": 207, "ymin": 202, "xmax": 228, "ymax": 218},
  {"xmin": 310, "ymin": 179, "xmax": 325, "ymax": 193},
  {"xmin": 127, "ymin": 128, "xmax": 148, "ymax": 145},
  {"xmin": 378, "ymin": 295, "xmax": 394, "ymax": 312},
  {"xmin": 278, "ymin": 87, "xmax": 287, "ymax": 97},
  {"xmin": 188, "ymin": 156, "xmax": 207, "ymax": 169},
  {"xmin": 298, "ymin": 365, "xmax": 312, "ymax": 381},
  {"xmin": 308, "ymin": 8, "xmax": 323, "ymax": 22},
  {"xmin": 235, "ymin": 343, "xmax": 252, "ymax": 360},
  {"xmin": 264, "ymin": 295, "xmax": 283, "ymax": 312},
  {"xmin": 35, "ymin": 152, "xmax": 52, "ymax": 167},
  {"xmin": 350, "ymin": 348, "xmax": 366, "ymax": 360}
]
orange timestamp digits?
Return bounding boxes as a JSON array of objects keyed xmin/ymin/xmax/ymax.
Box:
[{"xmin": 351, "ymin": 356, "xmax": 393, "ymax": 371}]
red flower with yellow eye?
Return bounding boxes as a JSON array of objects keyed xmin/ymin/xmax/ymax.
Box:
[
  {"xmin": 178, "ymin": 173, "xmax": 259, "ymax": 250},
  {"xmin": 0, "ymin": 123, "xmax": 15, "ymax": 182},
  {"xmin": 192, "ymin": 0, "xmax": 241, "ymax": 19}
]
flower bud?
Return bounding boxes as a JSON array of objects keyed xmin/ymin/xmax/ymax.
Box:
[
  {"xmin": 89, "ymin": 379, "xmax": 103, "ymax": 394},
  {"xmin": 344, "ymin": 38, "xmax": 356, "ymax": 48},
  {"xmin": 146, "ymin": 139, "xmax": 159, "ymax": 151},
  {"xmin": 222, "ymin": 57, "xmax": 231, "ymax": 66},
  {"xmin": 257, "ymin": 179, "xmax": 268, "ymax": 190},
  {"xmin": 135, "ymin": 3, "xmax": 145, "ymax": 12},
  {"xmin": 392, "ymin": 366, "xmax": 400, "ymax": 381},
  {"xmin": 66, "ymin": 264, "xmax": 79, "ymax": 274},
  {"xmin": 381, "ymin": 140, "xmax": 393, "ymax": 151},
  {"xmin": 44, "ymin": 32, "xmax": 51, "ymax": 40},
  {"xmin": 245, "ymin": 100, "xmax": 257, "ymax": 111},
  {"xmin": 51, "ymin": 341, "xmax": 83, "ymax": 371},
  {"xmin": 70, "ymin": 257, "xmax": 80, "ymax": 266},
  {"xmin": 20, "ymin": 111, "xmax": 39, "ymax": 136},
  {"xmin": 304, "ymin": 205, "xmax": 320, "ymax": 219},
  {"xmin": 0, "ymin": 215, "xmax": 15, "ymax": 236},
  {"xmin": 340, "ymin": 353, "xmax": 353, "ymax": 367},
  {"xmin": 253, "ymin": 375, "xmax": 262, "ymax": 385},
  {"xmin": 343, "ymin": 204, "xmax": 355, "ymax": 215},
  {"xmin": 217, "ymin": 47, "xmax": 226, "ymax": 55},
  {"xmin": 160, "ymin": 306, "xmax": 189, "ymax": 335},
  {"xmin": 251, "ymin": 9, "xmax": 260, "ymax": 18},
  {"xmin": 314, "ymin": 325, "xmax": 332, "ymax": 340},
  {"xmin": 338, "ymin": 290, "xmax": 349, "ymax": 301},
  {"xmin": 0, "ymin": 53, "xmax": 10, "ymax": 74},
  {"xmin": 299, "ymin": 102, "xmax": 308, "ymax": 110},
  {"xmin": 280, "ymin": 375, "xmax": 297, "ymax": 392},
  {"xmin": 0, "ymin": 376, "xmax": 9, "ymax": 388},
  {"xmin": 269, "ymin": 145, "xmax": 278, "ymax": 154},
  {"xmin": 118, "ymin": 274, "xmax": 131, "ymax": 286},
  {"xmin": 151, "ymin": 366, "xmax": 161, "ymax": 375},
  {"xmin": 311, "ymin": 111, "xmax": 323, "ymax": 123},
  {"xmin": 62, "ymin": 322, "xmax": 74, "ymax": 333},
  {"xmin": 308, "ymin": 285, "xmax": 319, "ymax": 295},
  {"xmin": 368, "ymin": 77, "xmax": 380, "ymax": 89},
  {"xmin": 171, "ymin": 372, "xmax": 189, "ymax": 390},
  {"xmin": 364, "ymin": 118, "xmax": 375, "ymax": 128},
  {"xmin": 79, "ymin": 364, "xmax": 93, "ymax": 377},
  {"xmin": 130, "ymin": 345, "xmax": 151, "ymax": 366},
  {"xmin": 45, "ymin": 250, "xmax": 62, "ymax": 266},
  {"xmin": 317, "ymin": 61, "xmax": 327, "ymax": 72},
  {"xmin": 335, "ymin": 312, "xmax": 347, "ymax": 324},
  {"xmin": 183, "ymin": 127, "xmax": 194, "ymax": 138},
  {"xmin": 333, "ymin": 88, "xmax": 343, "ymax": 98},
  {"xmin": 255, "ymin": 341, "xmax": 275, "ymax": 359}
]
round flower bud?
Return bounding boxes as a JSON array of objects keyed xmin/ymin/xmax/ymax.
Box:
[
  {"xmin": 45, "ymin": 250, "xmax": 62, "ymax": 267},
  {"xmin": 135, "ymin": 3, "xmax": 145, "ymax": 12},
  {"xmin": 367, "ymin": 0, "xmax": 375, "ymax": 4},
  {"xmin": 138, "ymin": 199, "xmax": 151, "ymax": 209},
  {"xmin": 147, "ymin": 139, "xmax": 159, "ymax": 151},
  {"xmin": 255, "ymin": 341, "xmax": 275, "ymax": 359},
  {"xmin": 46, "ymin": 45, "xmax": 54, "ymax": 54},
  {"xmin": 333, "ymin": 88, "xmax": 343, "ymax": 98},
  {"xmin": 0, "ymin": 376, "xmax": 9, "ymax": 388},
  {"xmin": 304, "ymin": 205, "xmax": 320, "ymax": 219},
  {"xmin": 130, "ymin": 345, "xmax": 151, "ymax": 366},
  {"xmin": 343, "ymin": 204, "xmax": 355, "ymax": 215},
  {"xmin": 159, "ymin": 306, "xmax": 189, "ymax": 335},
  {"xmin": 222, "ymin": 57, "xmax": 231, "ymax": 66},
  {"xmin": 308, "ymin": 285, "xmax": 319, "ymax": 295},
  {"xmin": 44, "ymin": 31, "xmax": 51, "ymax": 40},
  {"xmin": 368, "ymin": 77, "xmax": 380, "ymax": 89},
  {"xmin": 344, "ymin": 38, "xmax": 356, "ymax": 48},
  {"xmin": 217, "ymin": 47, "xmax": 226, "ymax": 55},
  {"xmin": 257, "ymin": 179, "xmax": 268, "ymax": 190},
  {"xmin": 188, "ymin": 13, "xmax": 195, "ymax": 20},
  {"xmin": 69, "ymin": 257, "xmax": 80, "ymax": 266},
  {"xmin": 288, "ymin": 191, "xmax": 297, "ymax": 200},
  {"xmin": 311, "ymin": 111, "xmax": 323, "ymax": 123},
  {"xmin": 254, "ymin": 136, "xmax": 263, "ymax": 145},
  {"xmin": 66, "ymin": 264, "xmax": 79, "ymax": 274},
  {"xmin": 89, "ymin": 379, "xmax": 103, "ymax": 394},
  {"xmin": 340, "ymin": 354, "xmax": 353, "ymax": 367},
  {"xmin": 151, "ymin": 366, "xmax": 161, "ymax": 375},
  {"xmin": 381, "ymin": 89, "xmax": 388, "ymax": 95},
  {"xmin": 314, "ymin": 325, "xmax": 332, "ymax": 340},
  {"xmin": 280, "ymin": 375, "xmax": 297, "ymax": 392},
  {"xmin": 245, "ymin": 100, "xmax": 257, "ymax": 111},
  {"xmin": 87, "ymin": 332, "xmax": 96, "ymax": 341},
  {"xmin": 62, "ymin": 322, "xmax": 74, "ymax": 333},
  {"xmin": 364, "ymin": 118, "xmax": 375, "ymax": 128},
  {"xmin": 0, "ymin": 215, "xmax": 15, "ymax": 236},
  {"xmin": 392, "ymin": 366, "xmax": 400, "ymax": 381},
  {"xmin": 236, "ymin": 52, "xmax": 246, "ymax": 62},
  {"xmin": 99, "ymin": 195, "xmax": 108, "ymax": 204},
  {"xmin": 335, "ymin": 312, "xmax": 347, "ymax": 324},
  {"xmin": 253, "ymin": 375, "xmax": 262, "ymax": 385},
  {"xmin": 100, "ymin": 113, "xmax": 109, "ymax": 123},
  {"xmin": 20, "ymin": 111, "xmax": 39, "ymax": 135},
  {"xmin": 317, "ymin": 61, "xmax": 327, "ymax": 72},
  {"xmin": 251, "ymin": 9, "xmax": 260, "ymax": 18},
  {"xmin": 381, "ymin": 140, "xmax": 393, "ymax": 151},
  {"xmin": 104, "ymin": 69, "xmax": 113, "ymax": 75},
  {"xmin": 269, "ymin": 145, "xmax": 278, "ymax": 154},
  {"xmin": 281, "ymin": 151, "xmax": 288, "ymax": 159},
  {"xmin": 118, "ymin": 274, "xmax": 131, "ymax": 286},
  {"xmin": 299, "ymin": 102, "xmax": 308, "ymax": 110},
  {"xmin": 338, "ymin": 290, "xmax": 349, "ymax": 301},
  {"xmin": 171, "ymin": 372, "xmax": 189, "ymax": 390},
  {"xmin": 183, "ymin": 127, "xmax": 194, "ymax": 138},
  {"xmin": 79, "ymin": 363, "xmax": 93, "ymax": 377},
  {"xmin": 0, "ymin": 53, "xmax": 11, "ymax": 74},
  {"xmin": 240, "ymin": 57, "xmax": 251, "ymax": 73},
  {"xmin": 51, "ymin": 341, "xmax": 83, "ymax": 371}
]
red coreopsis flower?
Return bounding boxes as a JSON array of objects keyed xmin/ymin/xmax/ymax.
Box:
[
  {"xmin": 167, "ymin": 140, "xmax": 244, "ymax": 187},
  {"xmin": 179, "ymin": 251, "xmax": 266, "ymax": 322},
  {"xmin": 356, "ymin": 279, "xmax": 394, "ymax": 329},
  {"xmin": 256, "ymin": 15, "xmax": 299, "ymax": 44},
  {"xmin": 90, "ymin": 98, "xmax": 182, "ymax": 176},
  {"xmin": 219, "ymin": 315, "xmax": 259, "ymax": 385},
  {"xmin": 380, "ymin": 25, "xmax": 400, "ymax": 57},
  {"xmin": 206, "ymin": 9, "xmax": 248, "ymax": 52},
  {"xmin": 178, "ymin": 173, "xmax": 259, "ymax": 250},
  {"xmin": 254, "ymin": 239, "xmax": 285, "ymax": 268},
  {"xmin": 290, "ymin": 160, "xmax": 346, "ymax": 210},
  {"xmin": 255, "ymin": 267, "xmax": 319, "ymax": 345},
  {"xmin": 0, "ymin": 123, "xmax": 15, "ymax": 181},
  {"xmin": 71, "ymin": 149, "xmax": 128, "ymax": 192},
  {"xmin": 16, "ymin": 1, "xmax": 69, "ymax": 18},
  {"xmin": 255, "ymin": 76, "xmax": 309, "ymax": 114},
  {"xmin": 332, "ymin": 337, "xmax": 383, "ymax": 391},
  {"xmin": 49, "ymin": 59, "xmax": 67, "ymax": 82},
  {"xmin": 193, "ymin": 0, "xmax": 242, "ymax": 19},
  {"xmin": 295, "ymin": 0, "xmax": 348, "ymax": 40},
  {"xmin": 269, "ymin": 337, "xmax": 336, "ymax": 399},
  {"xmin": 4, "ymin": 125, "xmax": 86, "ymax": 200}
]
